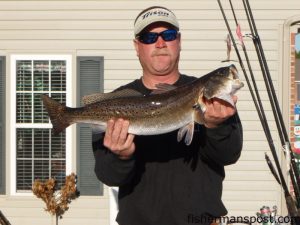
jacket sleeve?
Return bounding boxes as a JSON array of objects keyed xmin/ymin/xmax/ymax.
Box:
[
  {"xmin": 92, "ymin": 133, "xmax": 136, "ymax": 187},
  {"xmin": 200, "ymin": 113, "xmax": 243, "ymax": 166}
]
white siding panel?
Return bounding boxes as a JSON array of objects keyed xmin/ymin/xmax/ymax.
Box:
[
  {"xmin": 0, "ymin": 20, "xmax": 284, "ymax": 31},
  {"xmin": 224, "ymin": 180, "xmax": 279, "ymax": 191},
  {"xmin": 226, "ymin": 161, "xmax": 273, "ymax": 172},
  {"xmin": 223, "ymin": 190, "xmax": 279, "ymax": 201},
  {"xmin": 243, "ymin": 140, "xmax": 272, "ymax": 150},
  {"xmin": 243, "ymin": 130, "xmax": 279, "ymax": 141},
  {"xmin": 236, "ymin": 151, "xmax": 275, "ymax": 162},
  {"xmin": 0, "ymin": 194, "xmax": 109, "ymax": 225},
  {"xmin": 1, "ymin": 0, "xmax": 299, "ymax": 224},
  {"xmin": 240, "ymin": 120, "xmax": 276, "ymax": 130},
  {"xmin": 1, "ymin": 9, "xmax": 297, "ymax": 21},
  {"xmin": 0, "ymin": 10, "xmax": 283, "ymax": 21},
  {"xmin": 226, "ymin": 170, "xmax": 277, "ymax": 181},
  {"xmin": 225, "ymin": 200, "xmax": 279, "ymax": 211},
  {"xmin": 0, "ymin": 0, "xmax": 298, "ymax": 11}
]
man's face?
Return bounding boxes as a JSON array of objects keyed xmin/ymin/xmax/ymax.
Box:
[{"xmin": 134, "ymin": 23, "xmax": 181, "ymax": 76}]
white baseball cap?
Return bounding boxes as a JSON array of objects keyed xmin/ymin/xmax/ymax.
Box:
[{"xmin": 134, "ymin": 6, "xmax": 179, "ymax": 37}]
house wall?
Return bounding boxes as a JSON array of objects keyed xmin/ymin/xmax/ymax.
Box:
[{"xmin": 0, "ymin": 0, "xmax": 300, "ymax": 224}]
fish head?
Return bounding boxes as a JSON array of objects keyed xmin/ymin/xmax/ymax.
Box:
[{"xmin": 201, "ymin": 64, "xmax": 244, "ymax": 106}]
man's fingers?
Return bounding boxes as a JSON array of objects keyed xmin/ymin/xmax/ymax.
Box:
[
  {"xmin": 111, "ymin": 119, "xmax": 123, "ymax": 144},
  {"xmin": 106, "ymin": 119, "xmax": 114, "ymax": 136},
  {"xmin": 202, "ymin": 96, "xmax": 238, "ymax": 128},
  {"xmin": 103, "ymin": 119, "xmax": 135, "ymax": 159},
  {"xmin": 118, "ymin": 120, "xmax": 130, "ymax": 145},
  {"xmin": 103, "ymin": 119, "xmax": 115, "ymax": 147},
  {"xmin": 125, "ymin": 134, "xmax": 135, "ymax": 147},
  {"xmin": 118, "ymin": 134, "xmax": 135, "ymax": 159}
]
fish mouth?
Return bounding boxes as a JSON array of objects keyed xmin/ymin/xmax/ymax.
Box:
[
  {"xmin": 231, "ymin": 78, "xmax": 244, "ymax": 95},
  {"xmin": 229, "ymin": 64, "xmax": 244, "ymax": 90},
  {"xmin": 233, "ymin": 79, "xmax": 244, "ymax": 88},
  {"xmin": 229, "ymin": 64, "xmax": 239, "ymax": 80}
]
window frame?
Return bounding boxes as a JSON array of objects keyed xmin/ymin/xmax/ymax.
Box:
[{"xmin": 10, "ymin": 54, "xmax": 72, "ymax": 196}]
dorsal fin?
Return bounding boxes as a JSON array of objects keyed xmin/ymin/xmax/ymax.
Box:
[
  {"xmin": 151, "ymin": 83, "xmax": 177, "ymax": 95},
  {"xmin": 82, "ymin": 89, "xmax": 143, "ymax": 105}
]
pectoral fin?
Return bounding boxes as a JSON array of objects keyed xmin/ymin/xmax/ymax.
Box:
[{"xmin": 177, "ymin": 122, "xmax": 194, "ymax": 145}]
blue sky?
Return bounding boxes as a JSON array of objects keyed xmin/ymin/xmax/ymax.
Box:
[{"xmin": 296, "ymin": 34, "xmax": 300, "ymax": 52}]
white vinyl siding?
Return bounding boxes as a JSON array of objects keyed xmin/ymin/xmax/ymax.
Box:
[{"xmin": 0, "ymin": 1, "xmax": 299, "ymax": 224}]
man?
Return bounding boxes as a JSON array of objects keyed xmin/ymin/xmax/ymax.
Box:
[{"xmin": 93, "ymin": 6, "xmax": 243, "ymax": 225}]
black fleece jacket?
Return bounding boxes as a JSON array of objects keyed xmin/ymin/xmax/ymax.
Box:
[{"xmin": 92, "ymin": 75, "xmax": 243, "ymax": 225}]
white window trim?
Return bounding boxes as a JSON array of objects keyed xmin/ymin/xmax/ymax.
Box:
[{"xmin": 10, "ymin": 54, "xmax": 72, "ymax": 196}]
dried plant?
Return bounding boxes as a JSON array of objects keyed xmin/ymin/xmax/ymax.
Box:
[{"xmin": 32, "ymin": 173, "xmax": 80, "ymax": 224}]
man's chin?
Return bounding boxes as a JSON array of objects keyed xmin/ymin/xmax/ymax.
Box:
[
  {"xmin": 153, "ymin": 63, "xmax": 171, "ymax": 74},
  {"xmin": 153, "ymin": 69, "xmax": 172, "ymax": 76}
]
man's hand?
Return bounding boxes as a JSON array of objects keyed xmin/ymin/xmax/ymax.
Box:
[
  {"xmin": 103, "ymin": 119, "xmax": 135, "ymax": 160},
  {"xmin": 203, "ymin": 95, "xmax": 238, "ymax": 128}
]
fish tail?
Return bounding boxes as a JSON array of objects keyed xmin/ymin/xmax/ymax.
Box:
[{"xmin": 41, "ymin": 94, "xmax": 71, "ymax": 135}]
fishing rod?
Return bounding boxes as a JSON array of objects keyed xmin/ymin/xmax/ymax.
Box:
[
  {"xmin": 216, "ymin": 0, "xmax": 288, "ymax": 196},
  {"xmin": 230, "ymin": 0, "xmax": 300, "ymax": 207},
  {"xmin": 0, "ymin": 210, "xmax": 11, "ymax": 225},
  {"xmin": 241, "ymin": 0, "xmax": 300, "ymax": 201},
  {"xmin": 217, "ymin": 0, "xmax": 300, "ymax": 217},
  {"xmin": 241, "ymin": 0, "xmax": 300, "ymax": 209}
]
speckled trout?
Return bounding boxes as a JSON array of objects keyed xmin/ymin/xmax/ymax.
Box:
[{"xmin": 42, "ymin": 64, "xmax": 243, "ymax": 145}]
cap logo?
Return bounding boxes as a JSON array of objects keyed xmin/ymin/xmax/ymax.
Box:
[{"xmin": 142, "ymin": 10, "xmax": 170, "ymax": 20}]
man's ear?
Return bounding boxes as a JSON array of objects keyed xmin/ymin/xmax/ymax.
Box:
[
  {"xmin": 178, "ymin": 33, "xmax": 181, "ymax": 51},
  {"xmin": 133, "ymin": 39, "xmax": 139, "ymax": 56}
]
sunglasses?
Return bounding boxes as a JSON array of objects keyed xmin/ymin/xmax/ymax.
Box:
[{"xmin": 136, "ymin": 29, "xmax": 179, "ymax": 44}]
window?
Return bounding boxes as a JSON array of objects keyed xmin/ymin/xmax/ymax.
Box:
[{"xmin": 10, "ymin": 55, "xmax": 72, "ymax": 194}]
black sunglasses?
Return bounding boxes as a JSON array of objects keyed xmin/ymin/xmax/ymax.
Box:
[{"xmin": 136, "ymin": 29, "xmax": 179, "ymax": 44}]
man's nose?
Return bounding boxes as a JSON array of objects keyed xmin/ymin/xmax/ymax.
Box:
[{"xmin": 155, "ymin": 36, "xmax": 167, "ymax": 48}]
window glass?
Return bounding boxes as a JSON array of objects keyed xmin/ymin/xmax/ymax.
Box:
[{"xmin": 15, "ymin": 58, "xmax": 67, "ymax": 192}]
